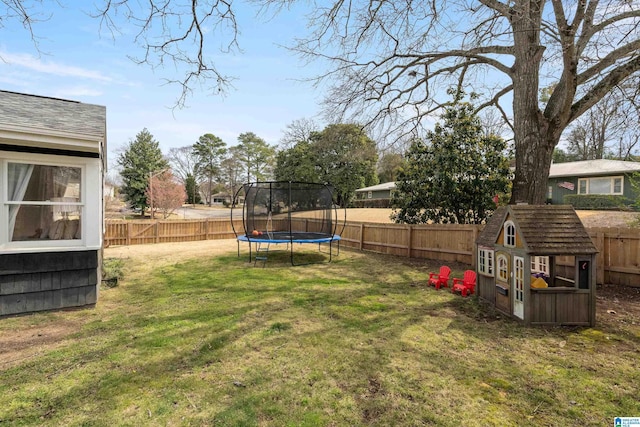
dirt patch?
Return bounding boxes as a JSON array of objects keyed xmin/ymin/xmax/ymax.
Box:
[
  {"xmin": 0, "ymin": 320, "xmax": 83, "ymax": 370},
  {"xmin": 104, "ymin": 239, "xmax": 239, "ymax": 264}
]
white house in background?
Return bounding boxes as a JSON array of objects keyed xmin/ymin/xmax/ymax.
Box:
[
  {"xmin": 0, "ymin": 90, "xmax": 106, "ymax": 316},
  {"xmin": 354, "ymin": 181, "xmax": 397, "ymax": 200}
]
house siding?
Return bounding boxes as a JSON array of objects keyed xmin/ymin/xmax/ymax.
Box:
[{"xmin": 0, "ymin": 250, "xmax": 98, "ymax": 316}]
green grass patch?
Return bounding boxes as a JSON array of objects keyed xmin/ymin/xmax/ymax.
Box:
[{"xmin": 0, "ymin": 249, "xmax": 638, "ymax": 426}]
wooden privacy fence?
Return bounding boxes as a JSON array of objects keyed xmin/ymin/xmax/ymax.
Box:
[{"xmin": 104, "ymin": 219, "xmax": 640, "ymax": 287}]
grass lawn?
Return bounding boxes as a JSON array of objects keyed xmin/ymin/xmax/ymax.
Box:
[{"xmin": 1, "ymin": 247, "xmax": 638, "ymax": 426}]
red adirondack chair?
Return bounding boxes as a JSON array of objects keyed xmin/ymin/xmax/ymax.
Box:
[
  {"xmin": 451, "ymin": 270, "xmax": 477, "ymax": 297},
  {"xmin": 428, "ymin": 266, "xmax": 451, "ymax": 290}
]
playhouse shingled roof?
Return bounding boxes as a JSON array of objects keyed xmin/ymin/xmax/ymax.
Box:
[{"xmin": 477, "ymin": 205, "xmax": 598, "ymax": 255}]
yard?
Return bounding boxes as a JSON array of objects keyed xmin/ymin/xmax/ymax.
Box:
[{"xmin": 1, "ymin": 240, "xmax": 639, "ymax": 426}]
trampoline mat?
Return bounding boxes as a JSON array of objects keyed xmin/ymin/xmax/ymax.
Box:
[{"xmin": 238, "ymin": 231, "xmax": 340, "ymax": 243}]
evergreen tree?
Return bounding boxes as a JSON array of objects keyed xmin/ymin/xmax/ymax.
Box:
[
  {"xmin": 193, "ymin": 133, "xmax": 227, "ymax": 206},
  {"xmin": 236, "ymin": 132, "xmax": 276, "ymax": 182},
  {"xmin": 117, "ymin": 128, "xmax": 168, "ymax": 216},
  {"xmin": 392, "ymin": 97, "xmax": 511, "ymax": 224},
  {"xmin": 184, "ymin": 173, "xmax": 201, "ymax": 205}
]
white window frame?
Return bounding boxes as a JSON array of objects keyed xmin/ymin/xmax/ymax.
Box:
[
  {"xmin": 504, "ymin": 220, "xmax": 516, "ymax": 248},
  {"xmin": 531, "ymin": 256, "xmax": 549, "ymax": 275},
  {"xmin": 497, "ymin": 254, "xmax": 508, "ymax": 282},
  {"xmin": 547, "ymin": 185, "xmax": 553, "ymax": 200},
  {"xmin": 577, "ymin": 176, "xmax": 624, "ymax": 195},
  {"xmin": 478, "ymin": 247, "xmax": 494, "ymax": 277},
  {"xmin": 0, "ymin": 151, "xmax": 102, "ymax": 252},
  {"xmin": 367, "ymin": 191, "xmax": 372, "ymax": 199}
]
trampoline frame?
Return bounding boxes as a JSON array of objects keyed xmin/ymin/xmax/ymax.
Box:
[{"xmin": 231, "ymin": 181, "xmax": 345, "ymax": 266}]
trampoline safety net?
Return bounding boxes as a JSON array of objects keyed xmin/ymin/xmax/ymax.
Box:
[{"xmin": 240, "ymin": 181, "xmax": 336, "ymax": 240}]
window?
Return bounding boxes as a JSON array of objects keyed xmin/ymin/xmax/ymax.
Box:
[
  {"xmin": 367, "ymin": 191, "xmax": 372, "ymax": 199},
  {"xmin": 504, "ymin": 220, "xmax": 516, "ymax": 247},
  {"xmin": 6, "ymin": 162, "xmax": 82, "ymax": 242},
  {"xmin": 497, "ymin": 254, "xmax": 508, "ymax": 282},
  {"xmin": 531, "ymin": 256, "xmax": 549, "ymax": 275},
  {"xmin": 577, "ymin": 176, "xmax": 624, "ymax": 195},
  {"xmin": 548, "ymin": 185, "xmax": 553, "ymax": 200},
  {"xmin": 478, "ymin": 247, "xmax": 494, "ymax": 276},
  {"xmin": 1, "ymin": 153, "xmax": 101, "ymax": 251},
  {"xmin": 578, "ymin": 179, "xmax": 587, "ymax": 194}
]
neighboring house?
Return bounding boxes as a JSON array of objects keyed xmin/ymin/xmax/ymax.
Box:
[
  {"xmin": 547, "ymin": 159, "xmax": 640, "ymax": 206},
  {"xmin": 0, "ymin": 90, "xmax": 106, "ymax": 316},
  {"xmin": 355, "ymin": 159, "xmax": 640, "ymax": 209},
  {"xmin": 354, "ymin": 181, "xmax": 396, "ymax": 200}
]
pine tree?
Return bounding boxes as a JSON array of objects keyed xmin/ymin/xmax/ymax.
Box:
[{"xmin": 117, "ymin": 128, "xmax": 168, "ymax": 216}]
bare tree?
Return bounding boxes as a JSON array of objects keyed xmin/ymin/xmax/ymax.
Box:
[
  {"xmin": 2, "ymin": 0, "xmax": 239, "ymax": 108},
  {"xmin": 279, "ymin": 117, "xmax": 319, "ymax": 149},
  {"xmin": 565, "ymin": 82, "xmax": 640, "ymax": 160},
  {"xmin": 166, "ymin": 146, "xmax": 198, "ymax": 183},
  {"xmin": 271, "ymin": 0, "xmax": 640, "ymax": 204}
]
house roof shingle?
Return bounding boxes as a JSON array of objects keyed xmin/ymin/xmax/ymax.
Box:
[
  {"xmin": 355, "ymin": 181, "xmax": 397, "ymax": 192},
  {"xmin": 477, "ymin": 205, "xmax": 597, "ymax": 255},
  {"xmin": 549, "ymin": 159, "xmax": 640, "ymax": 178},
  {"xmin": 0, "ymin": 90, "xmax": 106, "ymax": 140}
]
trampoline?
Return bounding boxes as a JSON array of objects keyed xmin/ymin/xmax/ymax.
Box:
[{"xmin": 232, "ymin": 181, "xmax": 345, "ymax": 265}]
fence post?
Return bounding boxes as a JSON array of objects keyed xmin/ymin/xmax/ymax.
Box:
[
  {"xmin": 126, "ymin": 222, "xmax": 131, "ymax": 246},
  {"xmin": 596, "ymin": 230, "xmax": 605, "ymax": 285},
  {"xmin": 359, "ymin": 223, "xmax": 364, "ymax": 250},
  {"xmin": 155, "ymin": 221, "xmax": 159, "ymax": 243},
  {"xmin": 471, "ymin": 226, "xmax": 479, "ymax": 268},
  {"xmin": 205, "ymin": 218, "xmax": 209, "ymax": 240},
  {"xmin": 406, "ymin": 224, "xmax": 412, "ymax": 258}
]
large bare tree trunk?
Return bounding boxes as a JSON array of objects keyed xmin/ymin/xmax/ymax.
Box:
[{"xmin": 509, "ymin": 1, "xmax": 555, "ymax": 205}]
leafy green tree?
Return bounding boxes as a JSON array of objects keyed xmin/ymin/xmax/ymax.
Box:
[
  {"xmin": 236, "ymin": 132, "xmax": 275, "ymax": 182},
  {"xmin": 117, "ymin": 128, "xmax": 168, "ymax": 216},
  {"xmin": 312, "ymin": 124, "xmax": 378, "ymax": 206},
  {"xmin": 274, "ymin": 124, "xmax": 379, "ymax": 206},
  {"xmin": 274, "ymin": 140, "xmax": 319, "ymax": 183},
  {"xmin": 552, "ymin": 148, "xmax": 578, "ymax": 164},
  {"xmin": 193, "ymin": 133, "xmax": 227, "ymax": 206},
  {"xmin": 392, "ymin": 99, "xmax": 511, "ymax": 225},
  {"xmin": 377, "ymin": 152, "xmax": 405, "ymax": 183}
]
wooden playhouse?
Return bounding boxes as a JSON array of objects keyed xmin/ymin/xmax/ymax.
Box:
[{"xmin": 475, "ymin": 205, "xmax": 597, "ymax": 326}]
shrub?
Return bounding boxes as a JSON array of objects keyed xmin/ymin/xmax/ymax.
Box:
[
  {"xmin": 102, "ymin": 258, "xmax": 125, "ymax": 288},
  {"xmin": 563, "ymin": 194, "xmax": 631, "ymax": 210},
  {"xmin": 350, "ymin": 199, "xmax": 391, "ymax": 208}
]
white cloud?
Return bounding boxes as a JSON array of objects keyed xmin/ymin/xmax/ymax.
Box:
[
  {"xmin": 0, "ymin": 51, "xmax": 113, "ymax": 82},
  {"xmin": 53, "ymin": 87, "xmax": 104, "ymax": 98}
]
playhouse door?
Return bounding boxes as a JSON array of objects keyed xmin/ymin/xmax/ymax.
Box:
[{"xmin": 513, "ymin": 256, "xmax": 525, "ymax": 320}]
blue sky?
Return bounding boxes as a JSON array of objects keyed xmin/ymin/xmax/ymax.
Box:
[{"xmin": 0, "ymin": 2, "xmax": 323, "ymax": 169}]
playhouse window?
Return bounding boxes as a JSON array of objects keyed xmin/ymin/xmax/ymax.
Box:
[
  {"xmin": 497, "ymin": 254, "xmax": 508, "ymax": 281},
  {"xmin": 531, "ymin": 256, "xmax": 549, "ymax": 275},
  {"xmin": 478, "ymin": 248, "xmax": 494, "ymax": 276},
  {"xmin": 504, "ymin": 220, "xmax": 516, "ymax": 247}
]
